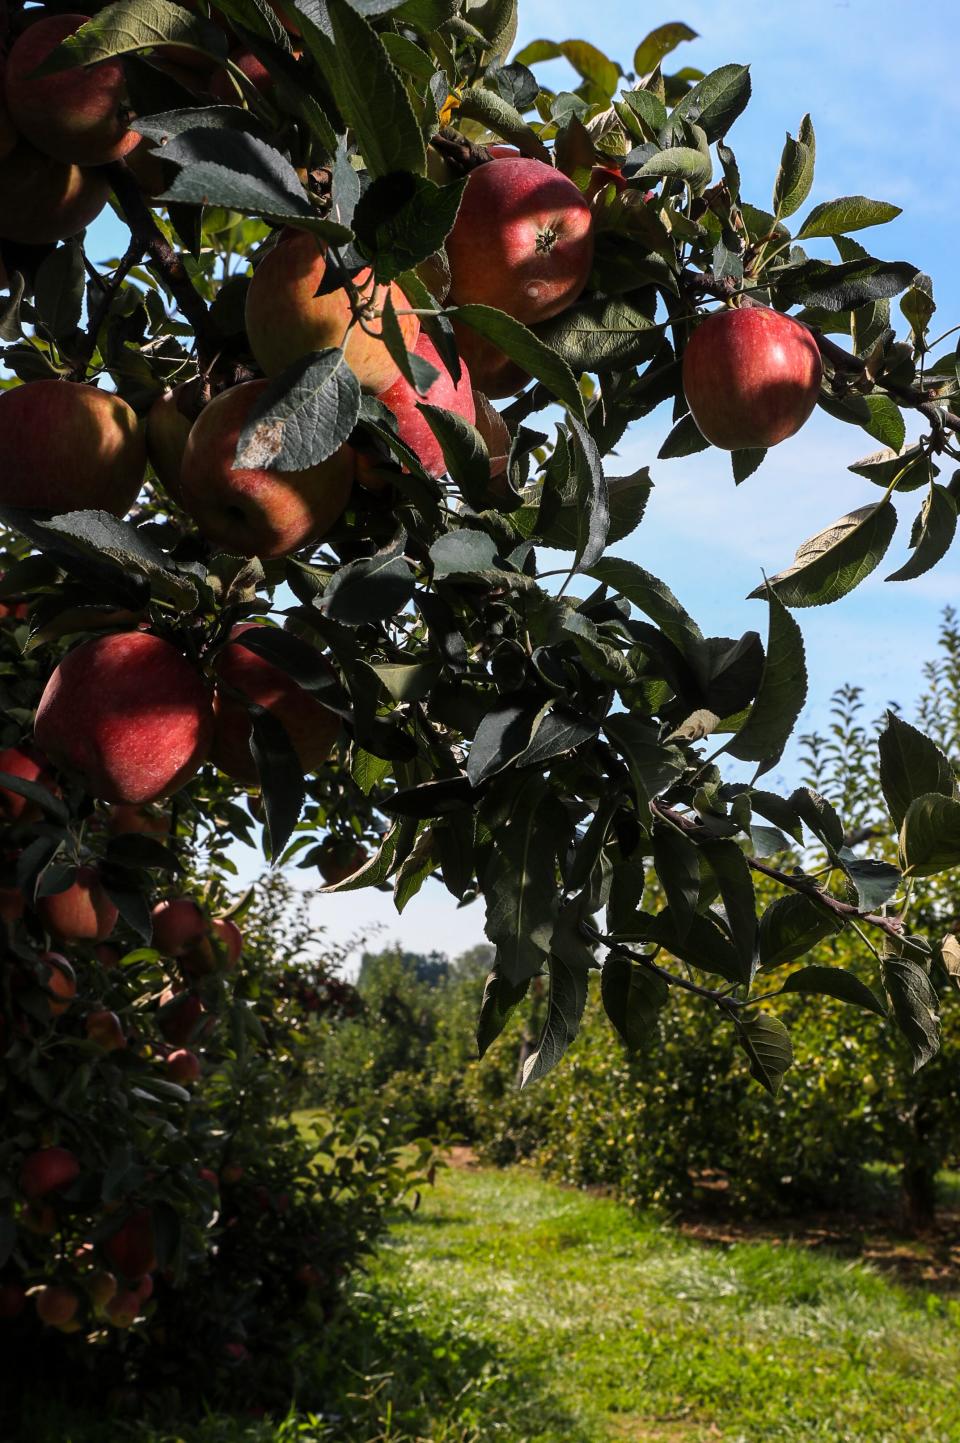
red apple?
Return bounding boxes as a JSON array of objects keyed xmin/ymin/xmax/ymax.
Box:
[
  {"xmin": 446, "ymin": 157, "xmax": 594, "ymax": 322},
  {"xmin": 361, "ymin": 333, "xmax": 476, "ymax": 482},
  {"xmin": 0, "ymin": 141, "xmax": 110, "ymax": 244},
  {"xmin": 134, "ymin": 1273, "xmax": 154, "ymax": 1303},
  {"xmin": 221, "ymin": 1163, "xmax": 244, "ymax": 1185},
  {"xmin": 317, "ymin": 838, "xmax": 367, "ymax": 885},
  {"xmin": 35, "ymin": 1284, "xmax": 79, "ymax": 1328},
  {"xmin": 104, "ymin": 1208, "xmax": 157, "ymax": 1279},
  {"xmin": 165, "ymin": 1047, "xmax": 201, "ymax": 1084},
  {"xmin": 85, "ymin": 1009, "xmax": 126, "ymax": 1051},
  {"xmin": 107, "ymin": 803, "xmax": 170, "ymax": 837},
  {"xmin": 450, "ymin": 325, "xmax": 530, "ymax": 399},
  {"xmin": 0, "ymin": 381, "xmax": 146, "ymax": 514},
  {"xmin": 179, "ymin": 380, "xmax": 356, "ymax": 558},
  {"xmin": 151, "ymin": 897, "xmax": 208, "ymax": 957},
  {"xmin": 682, "ymin": 306, "xmax": 823, "ymax": 450},
  {"xmin": 198, "ymin": 1167, "xmax": 219, "ymax": 1189},
  {"xmin": 38, "ymin": 952, "xmax": 79, "ymax": 1013},
  {"xmin": 244, "ymin": 228, "xmax": 420, "ymax": 390},
  {"xmin": 211, "ymin": 623, "xmax": 341, "ymax": 783},
  {"xmin": 582, "ymin": 165, "xmax": 628, "ymax": 205},
  {"xmin": 37, "ymin": 868, "xmax": 117, "ymax": 942},
  {"xmin": 157, "ymin": 990, "xmax": 204, "ymax": 1045},
  {"xmin": 35, "ymin": 631, "xmax": 214, "ymax": 804},
  {"xmin": 211, "ymin": 917, "xmax": 243, "ymax": 969},
  {"xmin": 0, "ymin": 747, "xmax": 55, "ymax": 823},
  {"xmin": 95, "ymin": 943, "xmax": 122, "ymax": 969},
  {"xmin": 5, "ymin": 13, "xmax": 140, "ymax": 166},
  {"xmin": 105, "ymin": 1289, "xmax": 141, "ymax": 1327},
  {"xmin": 209, "ymin": 49, "xmax": 273, "ymax": 104},
  {"xmin": 20, "ymin": 1145, "xmax": 80, "ymax": 1199}
]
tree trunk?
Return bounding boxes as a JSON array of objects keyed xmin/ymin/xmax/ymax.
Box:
[{"xmin": 900, "ymin": 1159, "xmax": 937, "ymax": 1232}]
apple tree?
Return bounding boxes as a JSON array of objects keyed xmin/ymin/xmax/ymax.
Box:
[{"xmin": 1, "ymin": 0, "xmax": 960, "ymax": 1389}]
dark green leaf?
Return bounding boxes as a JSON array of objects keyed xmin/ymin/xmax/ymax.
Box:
[
  {"xmin": 758, "ymin": 892, "xmax": 842, "ymax": 968},
  {"xmin": 637, "ymin": 907, "xmax": 747, "ymax": 984},
  {"xmin": 603, "ymin": 715, "xmax": 686, "ymax": 818},
  {"xmin": 773, "ymin": 114, "xmax": 815, "ymax": 220},
  {"xmin": 418, "ymin": 405, "xmax": 490, "ymax": 501},
  {"xmin": 702, "ymin": 840, "xmax": 757, "ymax": 973},
  {"xmin": 535, "ymin": 293, "xmax": 661, "ymax": 373},
  {"xmin": 752, "ymin": 502, "xmax": 897, "ymax": 608},
  {"xmin": 453, "ymin": 304, "xmax": 585, "ymax": 416},
  {"xmin": 476, "ymin": 967, "xmax": 530, "ymax": 1057},
  {"xmin": 796, "ymin": 196, "xmax": 902, "ymax": 239},
  {"xmin": 776, "ymin": 258, "xmax": 916, "ymax": 312},
  {"xmin": 34, "ymin": 0, "xmax": 228, "ymax": 70},
  {"xmin": 882, "ymin": 948, "xmax": 940, "ymax": 1070},
  {"xmin": 250, "ymin": 706, "xmax": 305, "ymax": 859},
  {"xmin": 234, "ymin": 349, "xmax": 360, "ymax": 470},
  {"xmin": 673, "ymin": 63, "xmax": 751, "ymax": 142},
  {"xmin": 353, "ymin": 172, "xmax": 467, "ymax": 282},
  {"xmin": 781, "ymin": 964, "xmax": 886, "ymax": 1016},
  {"xmin": 567, "ymin": 416, "xmax": 609, "ymax": 572},
  {"xmin": 738, "ymin": 1012, "xmax": 792, "ymax": 1093},
  {"xmin": 886, "ymin": 484, "xmax": 957, "ymax": 582},
  {"xmin": 321, "ymin": 533, "xmax": 415, "ymax": 624},
  {"xmin": 429, "ymin": 528, "xmax": 503, "ymax": 579},
  {"xmin": 456, "ymin": 84, "xmax": 551, "ymax": 162},
  {"xmin": 658, "ymin": 413, "xmax": 710, "ymax": 459},
  {"xmin": 482, "ymin": 789, "xmax": 562, "ymax": 984},
  {"xmin": 725, "ymin": 592, "xmax": 806, "ymax": 764},
  {"xmin": 837, "ymin": 855, "xmax": 901, "ymax": 912},
  {"xmin": 789, "ymin": 787, "xmax": 844, "ymax": 851},
  {"xmin": 636, "ymin": 147, "xmax": 713, "ymax": 191},
  {"xmin": 34, "ymin": 241, "xmax": 84, "ymax": 343},
  {"xmin": 899, "ymin": 793, "xmax": 960, "ymax": 879},
  {"xmin": 601, "ymin": 953, "xmax": 668, "ymax": 1049},
  {"xmin": 878, "ymin": 711, "xmax": 954, "ymax": 832},
  {"xmin": 651, "ymin": 826, "xmax": 700, "ymax": 942},
  {"xmin": 467, "ymin": 704, "xmax": 533, "ymax": 787},
  {"xmin": 588, "ymin": 557, "xmax": 703, "ymax": 654},
  {"xmin": 521, "ymin": 954, "xmax": 588, "ymax": 1086}
]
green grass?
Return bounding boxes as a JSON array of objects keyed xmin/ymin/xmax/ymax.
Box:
[{"xmin": 35, "ymin": 1163, "xmax": 960, "ymax": 1443}]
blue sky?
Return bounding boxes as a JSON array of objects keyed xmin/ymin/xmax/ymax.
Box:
[{"xmin": 86, "ymin": 1, "xmax": 959, "ymax": 960}]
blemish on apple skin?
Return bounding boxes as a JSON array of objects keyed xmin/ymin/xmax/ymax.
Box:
[
  {"xmin": 526, "ymin": 283, "xmax": 542, "ymax": 301},
  {"xmin": 238, "ymin": 421, "xmax": 284, "ymax": 468}
]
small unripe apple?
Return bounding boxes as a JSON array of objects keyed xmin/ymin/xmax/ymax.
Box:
[
  {"xmin": 446, "ymin": 158, "xmax": 594, "ymax": 323},
  {"xmin": 0, "ymin": 142, "xmax": 110, "ymax": 245},
  {"xmin": 682, "ymin": 307, "xmax": 823, "ymax": 450},
  {"xmin": 35, "ymin": 1284, "xmax": 79, "ymax": 1329},
  {"xmin": 86, "ymin": 1269, "xmax": 118, "ymax": 1308},
  {"xmin": 37, "ymin": 868, "xmax": 117, "ymax": 942},
  {"xmin": 6, "ymin": 13, "xmax": 140, "ymax": 166},
  {"xmin": 165, "ymin": 1047, "xmax": 201, "ymax": 1084},
  {"xmin": 180, "ymin": 380, "xmax": 356, "ymax": 558},
  {"xmin": 38, "ymin": 953, "xmax": 78, "ymax": 1014},
  {"xmin": 152, "ymin": 897, "xmax": 208, "ymax": 956},
  {"xmin": 360, "ymin": 333, "xmax": 476, "ymax": 483},
  {"xmin": 85, "ymin": 1009, "xmax": 126, "ymax": 1051},
  {"xmin": 0, "ymin": 381, "xmax": 146, "ymax": 514},
  {"xmin": 35, "ymin": 631, "xmax": 214, "ymax": 804},
  {"xmin": 245, "ymin": 228, "xmax": 419, "ymax": 391},
  {"xmin": 104, "ymin": 1208, "xmax": 157, "ymax": 1280},
  {"xmin": 20, "ymin": 1145, "xmax": 80, "ymax": 1199},
  {"xmin": 211, "ymin": 623, "xmax": 340, "ymax": 783}
]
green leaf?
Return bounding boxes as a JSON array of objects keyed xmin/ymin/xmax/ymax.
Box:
[
  {"xmin": 673, "ymin": 63, "xmax": 751, "ymax": 142},
  {"xmin": 658, "ymin": 413, "xmax": 710, "ymax": 459},
  {"xmin": 601, "ymin": 953, "xmax": 668, "ymax": 1049},
  {"xmin": 515, "ymin": 37, "xmax": 620, "ymax": 98},
  {"xmin": 758, "ymin": 892, "xmax": 842, "ymax": 969},
  {"xmin": 588, "ymin": 556, "xmax": 703, "ymax": 654},
  {"xmin": 837, "ymin": 855, "xmax": 901, "ymax": 912},
  {"xmin": 752, "ymin": 502, "xmax": 897, "ymax": 608},
  {"xmin": 299, "ymin": 0, "xmax": 426, "ymax": 178},
  {"xmin": 603, "ymin": 715, "xmax": 686, "ymax": 818},
  {"xmin": 636, "ymin": 146, "xmax": 713, "ymax": 191},
  {"xmin": 482, "ymin": 789, "xmax": 562, "ymax": 984},
  {"xmin": 418, "ymin": 405, "xmax": 490, "ymax": 501},
  {"xmin": 731, "ymin": 447, "xmax": 766, "ymax": 484},
  {"xmin": 633, "ymin": 907, "xmax": 747, "ymax": 984},
  {"xmin": 159, "ymin": 129, "xmax": 322, "ymax": 224},
  {"xmin": 34, "ymin": 241, "xmax": 84, "ymax": 343},
  {"xmin": 429, "ymin": 528, "xmax": 503, "ymax": 579},
  {"xmin": 233, "ymin": 349, "xmax": 360, "ymax": 470},
  {"xmin": 882, "ymin": 948, "xmax": 940, "ymax": 1071},
  {"xmin": 321, "ymin": 533, "xmax": 416, "ymax": 625},
  {"xmin": 886, "ymin": 484, "xmax": 957, "ymax": 583},
  {"xmin": 633, "ymin": 22, "xmax": 698, "ymax": 75},
  {"xmin": 651, "ymin": 826, "xmax": 700, "ymax": 941},
  {"xmin": 456, "ymin": 85, "xmax": 551, "ymax": 162},
  {"xmin": 453, "ymin": 304, "xmax": 585, "ymax": 416},
  {"xmin": 789, "ymin": 787, "xmax": 844, "ymax": 851},
  {"xmin": 899, "ymin": 793, "xmax": 960, "ymax": 879},
  {"xmin": 776, "ymin": 257, "xmax": 916, "ymax": 312},
  {"xmin": 521, "ymin": 954, "xmax": 588, "ymax": 1087},
  {"xmin": 33, "ymin": 0, "xmax": 228, "ymax": 71},
  {"xmin": 15, "ymin": 510, "xmax": 196, "ymax": 611},
  {"xmin": 476, "ymin": 967, "xmax": 530, "ymax": 1057},
  {"xmin": 353, "ymin": 172, "xmax": 467, "ymax": 283},
  {"xmin": 250, "ymin": 706, "xmax": 305, "ymax": 860},
  {"xmin": 725, "ymin": 592, "xmax": 806, "ymax": 764},
  {"xmin": 848, "ymin": 445, "xmax": 933, "ymax": 493},
  {"xmin": 702, "ymin": 840, "xmax": 757, "ymax": 973},
  {"xmin": 467, "ymin": 704, "xmax": 534, "ymax": 787},
  {"xmin": 535, "ymin": 294, "xmax": 661, "ymax": 373},
  {"xmin": 539, "ymin": 468, "xmax": 652, "ymax": 550},
  {"xmin": 772, "ymin": 114, "xmax": 815, "ymax": 220},
  {"xmin": 796, "ymin": 195, "xmax": 902, "ymax": 239},
  {"xmin": 878, "ymin": 711, "xmax": 955, "ymax": 832},
  {"xmin": 738, "ymin": 1012, "xmax": 793, "ymax": 1094},
  {"xmin": 781, "ymin": 964, "xmax": 887, "ymax": 1016},
  {"xmin": 567, "ymin": 416, "xmax": 609, "ymax": 572}
]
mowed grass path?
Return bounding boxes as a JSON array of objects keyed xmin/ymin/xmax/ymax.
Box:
[{"xmin": 354, "ymin": 1162, "xmax": 960, "ymax": 1443}]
